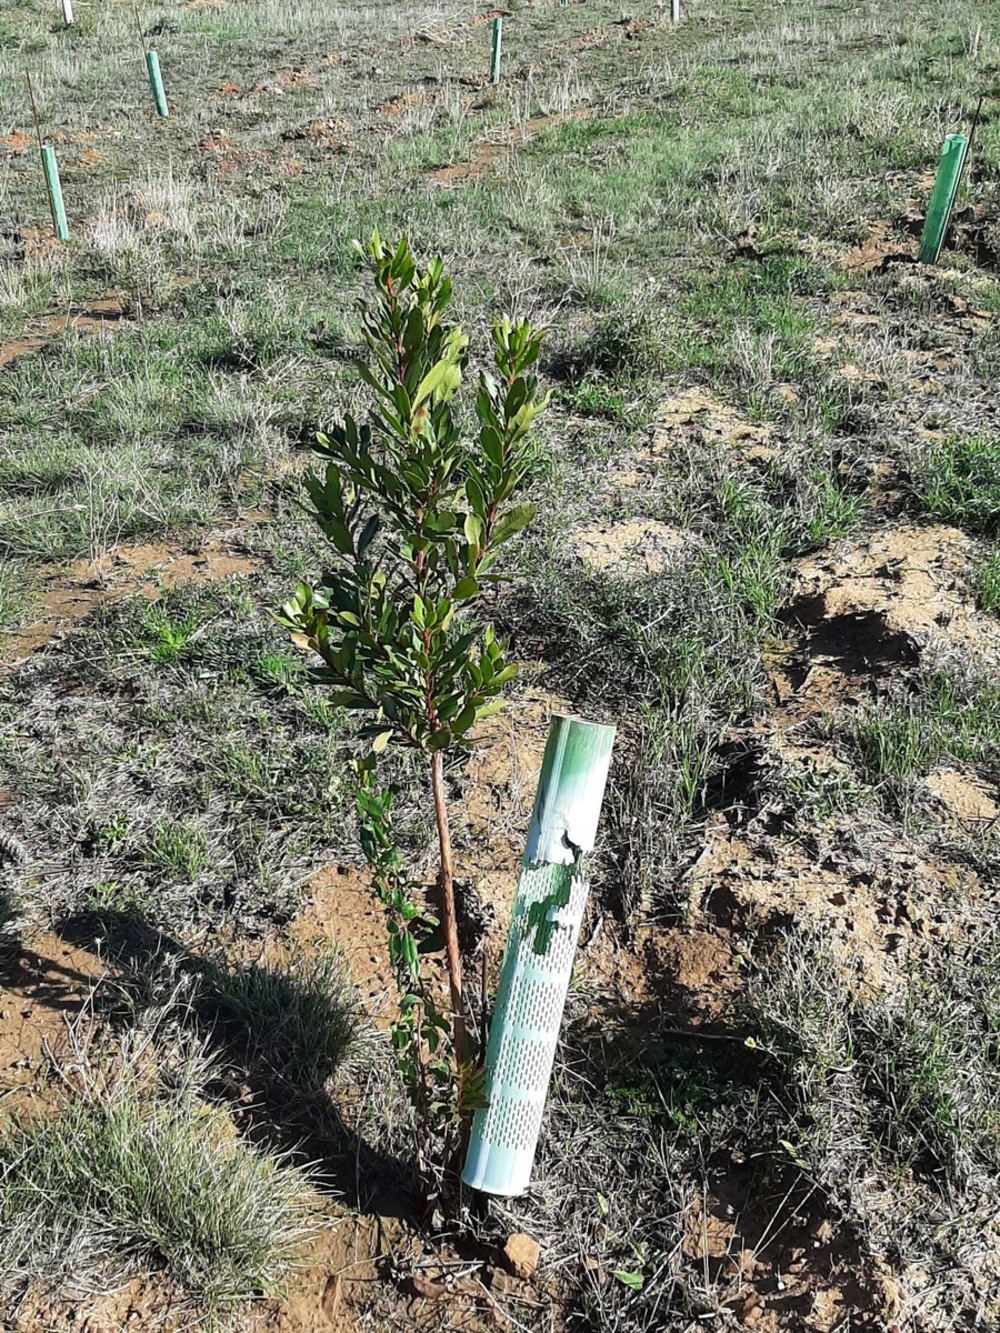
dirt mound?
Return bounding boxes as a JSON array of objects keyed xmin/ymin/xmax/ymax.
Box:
[
  {"xmin": 652, "ymin": 388, "xmax": 776, "ymax": 464},
  {"xmin": 570, "ymin": 519, "xmax": 687, "ymax": 574},
  {"xmin": 687, "ymin": 805, "xmax": 978, "ymax": 991},
  {"xmin": 777, "ymin": 523, "xmax": 1000, "ymax": 714},
  {"xmin": 3, "ymin": 526, "xmax": 263, "ymax": 666},
  {"xmin": 428, "ymin": 108, "xmax": 591, "ymax": 185}
]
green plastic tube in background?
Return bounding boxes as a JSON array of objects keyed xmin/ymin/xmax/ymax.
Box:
[
  {"xmin": 490, "ymin": 16, "xmax": 502, "ymax": 85},
  {"xmin": 919, "ymin": 134, "xmax": 969, "ymax": 265},
  {"xmin": 146, "ymin": 49, "xmax": 169, "ymax": 117},
  {"xmin": 41, "ymin": 145, "xmax": 69, "ymax": 241}
]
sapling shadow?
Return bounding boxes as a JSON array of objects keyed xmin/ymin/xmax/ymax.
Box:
[{"xmin": 55, "ymin": 909, "xmax": 407, "ymax": 1216}]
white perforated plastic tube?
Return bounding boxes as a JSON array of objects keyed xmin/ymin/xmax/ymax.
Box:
[{"xmin": 463, "ymin": 715, "xmax": 615, "ymax": 1197}]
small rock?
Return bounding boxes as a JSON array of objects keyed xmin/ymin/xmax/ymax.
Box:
[{"xmin": 502, "ymin": 1233, "xmax": 540, "ymax": 1281}]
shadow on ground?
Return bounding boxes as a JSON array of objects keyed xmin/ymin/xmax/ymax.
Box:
[{"xmin": 12, "ymin": 909, "xmax": 414, "ymax": 1219}]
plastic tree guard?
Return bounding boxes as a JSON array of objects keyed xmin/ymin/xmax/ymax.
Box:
[
  {"xmin": 490, "ymin": 16, "xmax": 502, "ymax": 85},
  {"xmin": 919, "ymin": 134, "xmax": 968, "ymax": 264},
  {"xmin": 463, "ymin": 715, "xmax": 615, "ymax": 1197},
  {"xmin": 146, "ymin": 50, "xmax": 169, "ymax": 117},
  {"xmin": 62, "ymin": 0, "xmax": 74, "ymax": 25},
  {"xmin": 41, "ymin": 146, "xmax": 69, "ymax": 241}
]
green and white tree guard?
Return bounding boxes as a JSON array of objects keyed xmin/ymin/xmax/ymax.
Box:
[{"xmin": 463, "ymin": 715, "xmax": 615, "ymax": 1197}]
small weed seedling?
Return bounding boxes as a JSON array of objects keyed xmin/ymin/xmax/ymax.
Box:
[{"xmin": 281, "ymin": 232, "xmax": 549, "ymax": 1178}]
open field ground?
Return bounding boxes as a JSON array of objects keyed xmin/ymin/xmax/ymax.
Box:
[{"xmin": 2, "ymin": 0, "xmax": 1000, "ymax": 1328}]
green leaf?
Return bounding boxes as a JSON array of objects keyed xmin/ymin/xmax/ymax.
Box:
[
  {"xmin": 453, "ymin": 576, "xmax": 479, "ymax": 602},
  {"xmin": 490, "ymin": 502, "xmax": 536, "ymax": 546},
  {"xmin": 357, "ymin": 513, "xmax": 380, "ymax": 557},
  {"xmin": 414, "ymin": 357, "xmax": 462, "ymax": 407},
  {"xmin": 464, "ymin": 513, "xmax": 484, "ymax": 550},
  {"xmin": 402, "ymin": 932, "xmax": 419, "ymax": 978},
  {"xmin": 327, "ymin": 690, "xmax": 372, "ymax": 709},
  {"xmin": 474, "ymin": 698, "xmax": 507, "ymax": 722},
  {"xmin": 371, "ymin": 730, "xmax": 393, "ymax": 753},
  {"xmin": 614, "ymin": 1271, "xmax": 644, "ymax": 1291}
]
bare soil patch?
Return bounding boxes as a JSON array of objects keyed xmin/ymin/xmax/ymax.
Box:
[
  {"xmin": 652, "ymin": 388, "xmax": 777, "ymax": 465},
  {"xmin": 0, "ymin": 932, "xmax": 105, "ymax": 1120},
  {"xmin": 0, "ymin": 298, "xmax": 128, "ymax": 369},
  {"xmin": 429, "ymin": 108, "xmax": 591, "ymax": 185},
  {"xmin": 3, "ymin": 525, "xmax": 264, "ymax": 666},
  {"xmin": 570, "ymin": 518, "xmax": 687, "ymax": 574},
  {"xmin": 780, "ymin": 523, "xmax": 1000, "ymax": 716}
]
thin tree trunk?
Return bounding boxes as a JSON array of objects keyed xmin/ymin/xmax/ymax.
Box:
[{"xmin": 430, "ymin": 750, "xmax": 470, "ymax": 1069}]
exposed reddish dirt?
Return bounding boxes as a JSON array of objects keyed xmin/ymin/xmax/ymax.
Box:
[
  {"xmin": 290, "ymin": 865, "xmax": 395, "ymax": 1024},
  {"xmin": 260, "ymin": 1215, "xmax": 388, "ymax": 1333},
  {"xmin": 197, "ymin": 131, "xmax": 235, "ymax": 152},
  {"xmin": 842, "ymin": 221, "xmax": 917, "ymax": 274},
  {"xmin": 3, "ymin": 527, "xmax": 263, "ymax": 666},
  {"xmin": 573, "ymin": 14, "xmax": 658, "ymax": 49},
  {"xmin": 1, "ymin": 223, "xmax": 61, "ymax": 263},
  {"xmin": 10, "ymin": 1276, "xmax": 185, "ymax": 1333},
  {"xmin": 1, "ymin": 131, "xmax": 31, "ymax": 156},
  {"xmin": 0, "ymin": 932, "xmax": 105, "ymax": 1119},
  {"xmin": 0, "ymin": 298, "xmax": 129, "ymax": 369},
  {"xmin": 283, "ymin": 117, "xmax": 353, "ymax": 145},
  {"xmin": 428, "ymin": 109, "xmax": 591, "ymax": 185},
  {"xmin": 377, "ymin": 90, "xmax": 428, "ymax": 117},
  {"xmin": 683, "ymin": 1182, "xmax": 892, "ymax": 1332}
]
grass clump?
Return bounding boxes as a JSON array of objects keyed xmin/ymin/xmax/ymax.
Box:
[
  {"xmin": 845, "ymin": 668, "xmax": 1000, "ymax": 813},
  {"xmin": 914, "ymin": 433, "xmax": 1000, "ymax": 537},
  {"xmin": 748, "ymin": 934, "xmax": 1000, "ymax": 1201},
  {"xmin": 0, "ymin": 1032, "xmax": 316, "ymax": 1311},
  {"xmin": 975, "ymin": 547, "xmax": 1000, "ymax": 613},
  {"xmin": 202, "ymin": 949, "xmax": 361, "ymax": 1105}
]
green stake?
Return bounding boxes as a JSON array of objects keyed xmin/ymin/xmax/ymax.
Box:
[
  {"xmin": 490, "ymin": 15, "xmax": 502, "ymax": 85},
  {"xmin": 135, "ymin": 6, "xmax": 169, "ymax": 117},
  {"xmin": 146, "ymin": 49, "xmax": 169, "ymax": 116},
  {"xmin": 41, "ymin": 145, "xmax": 70, "ymax": 240},
  {"xmin": 919, "ymin": 134, "xmax": 968, "ymax": 265}
]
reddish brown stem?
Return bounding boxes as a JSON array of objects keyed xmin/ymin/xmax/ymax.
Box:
[{"xmin": 430, "ymin": 749, "xmax": 469, "ymax": 1070}]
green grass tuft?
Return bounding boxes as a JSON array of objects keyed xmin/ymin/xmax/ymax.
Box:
[
  {"xmin": 915, "ymin": 434, "xmax": 1000, "ymax": 537},
  {"xmin": 0, "ymin": 1034, "xmax": 316, "ymax": 1309},
  {"xmin": 975, "ymin": 546, "xmax": 1000, "ymax": 613}
]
